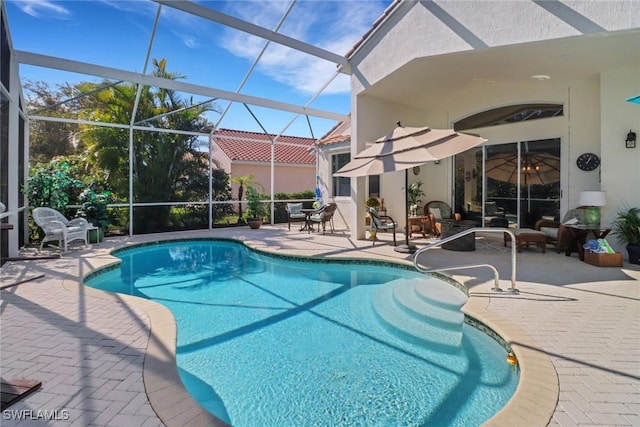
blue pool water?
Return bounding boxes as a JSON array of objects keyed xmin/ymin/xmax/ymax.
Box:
[{"xmin": 86, "ymin": 240, "xmax": 518, "ymax": 426}]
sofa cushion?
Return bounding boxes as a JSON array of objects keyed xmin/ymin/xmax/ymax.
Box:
[{"xmin": 540, "ymin": 226, "xmax": 558, "ymax": 240}]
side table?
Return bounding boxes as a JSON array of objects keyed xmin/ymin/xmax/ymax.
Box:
[
  {"xmin": 408, "ymin": 216, "xmax": 432, "ymax": 238},
  {"xmin": 564, "ymin": 224, "xmax": 611, "ymax": 261}
]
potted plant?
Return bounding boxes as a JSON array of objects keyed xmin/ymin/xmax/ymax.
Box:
[
  {"xmin": 612, "ymin": 206, "xmax": 640, "ymax": 264},
  {"xmin": 78, "ymin": 185, "xmax": 113, "ymax": 243},
  {"xmin": 244, "ymin": 185, "xmax": 268, "ymax": 229},
  {"xmin": 407, "ymin": 180, "xmax": 425, "ymax": 216},
  {"xmin": 364, "ymin": 196, "xmax": 381, "ymax": 230},
  {"xmin": 365, "ymin": 196, "xmax": 380, "ymax": 210}
]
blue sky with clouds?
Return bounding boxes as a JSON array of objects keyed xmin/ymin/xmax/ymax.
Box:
[{"xmin": 6, "ymin": 0, "xmax": 391, "ymax": 137}]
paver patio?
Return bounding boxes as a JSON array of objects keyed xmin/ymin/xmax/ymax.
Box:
[{"xmin": 1, "ymin": 226, "xmax": 638, "ymax": 426}]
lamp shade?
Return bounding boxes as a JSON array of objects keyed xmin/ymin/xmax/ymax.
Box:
[{"xmin": 578, "ymin": 191, "xmax": 606, "ymax": 207}]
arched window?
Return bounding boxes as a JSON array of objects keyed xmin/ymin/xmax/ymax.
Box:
[{"xmin": 454, "ymin": 103, "xmax": 563, "ymax": 131}]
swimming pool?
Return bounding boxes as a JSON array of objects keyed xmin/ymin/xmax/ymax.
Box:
[{"xmin": 86, "ymin": 239, "xmax": 518, "ymax": 426}]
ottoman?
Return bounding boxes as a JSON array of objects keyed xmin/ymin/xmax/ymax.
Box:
[{"xmin": 504, "ymin": 228, "xmax": 547, "ymax": 253}]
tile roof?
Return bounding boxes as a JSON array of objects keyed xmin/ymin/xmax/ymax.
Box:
[
  {"xmin": 318, "ymin": 116, "xmax": 351, "ymax": 146},
  {"xmin": 212, "ymin": 129, "xmax": 316, "ymax": 165},
  {"xmin": 318, "ymin": 134, "xmax": 350, "ymax": 146}
]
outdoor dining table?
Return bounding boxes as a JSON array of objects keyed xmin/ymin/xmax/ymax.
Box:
[{"xmin": 300, "ymin": 208, "xmax": 319, "ymax": 233}]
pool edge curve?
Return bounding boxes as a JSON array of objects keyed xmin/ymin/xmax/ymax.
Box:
[{"xmin": 74, "ymin": 237, "xmax": 558, "ymax": 427}]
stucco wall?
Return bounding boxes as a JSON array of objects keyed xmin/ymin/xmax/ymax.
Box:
[
  {"xmin": 345, "ymin": 0, "xmax": 639, "ymax": 260},
  {"xmin": 230, "ymin": 164, "xmax": 315, "ymax": 197},
  {"xmin": 600, "ymin": 66, "xmax": 640, "ymax": 252},
  {"xmin": 352, "ymin": 0, "xmax": 640, "ymax": 92},
  {"xmin": 211, "ymin": 142, "xmax": 232, "ymax": 172},
  {"xmin": 317, "ymin": 142, "xmax": 351, "ymax": 231}
]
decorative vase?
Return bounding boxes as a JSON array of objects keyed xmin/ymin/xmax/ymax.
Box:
[{"xmin": 247, "ymin": 218, "xmax": 263, "ymax": 229}]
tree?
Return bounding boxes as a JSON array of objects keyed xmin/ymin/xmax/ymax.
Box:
[
  {"xmin": 77, "ymin": 59, "xmax": 228, "ymax": 232},
  {"xmin": 25, "ymin": 158, "xmax": 84, "ymax": 216},
  {"xmin": 230, "ymin": 174, "xmax": 263, "ymax": 223},
  {"xmin": 23, "ymin": 81, "xmax": 79, "ymax": 163}
]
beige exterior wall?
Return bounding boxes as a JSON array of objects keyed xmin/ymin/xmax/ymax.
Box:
[
  {"xmin": 342, "ymin": 1, "xmax": 640, "ymax": 254},
  {"xmin": 317, "ymin": 142, "xmax": 351, "ymax": 231},
  {"xmin": 352, "ymin": 1, "xmax": 640, "ymax": 93},
  {"xmin": 230, "ymin": 163, "xmax": 315, "ymax": 197}
]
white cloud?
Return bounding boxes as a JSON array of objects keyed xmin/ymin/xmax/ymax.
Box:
[
  {"xmin": 220, "ymin": 0, "xmax": 386, "ymax": 95},
  {"xmin": 13, "ymin": 0, "xmax": 71, "ymax": 18},
  {"xmin": 97, "ymin": 1, "xmax": 207, "ymax": 50}
]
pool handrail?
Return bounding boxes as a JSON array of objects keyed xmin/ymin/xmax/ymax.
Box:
[{"xmin": 412, "ymin": 228, "xmax": 518, "ymax": 292}]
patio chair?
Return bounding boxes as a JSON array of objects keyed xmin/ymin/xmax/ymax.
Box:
[
  {"xmin": 310, "ymin": 203, "xmax": 337, "ymax": 234},
  {"xmin": 423, "ymin": 201, "xmax": 461, "ymax": 237},
  {"xmin": 483, "ymin": 201, "xmax": 505, "ymax": 226},
  {"xmin": 534, "ymin": 207, "xmax": 586, "ymax": 253},
  {"xmin": 286, "ymin": 202, "xmax": 307, "ymax": 230},
  {"xmin": 32, "ymin": 207, "xmax": 90, "ymax": 252},
  {"xmin": 368, "ymin": 207, "xmax": 397, "ymax": 246}
]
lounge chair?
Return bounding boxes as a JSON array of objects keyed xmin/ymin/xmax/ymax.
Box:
[
  {"xmin": 368, "ymin": 207, "xmax": 397, "ymax": 246},
  {"xmin": 32, "ymin": 207, "xmax": 90, "ymax": 252},
  {"xmin": 534, "ymin": 207, "xmax": 586, "ymax": 253},
  {"xmin": 423, "ymin": 201, "xmax": 461, "ymax": 236},
  {"xmin": 483, "ymin": 201, "xmax": 505, "ymax": 226},
  {"xmin": 310, "ymin": 203, "xmax": 337, "ymax": 234},
  {"xmin": 286, "ymin": 202, "xmax": 307, "ymax": 230}
]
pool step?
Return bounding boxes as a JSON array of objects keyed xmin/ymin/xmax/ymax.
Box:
[
  {"xmin": 413, "ymin": 280, "xmax": 468, "ymax": 311},
  {"xmin": 392, "ymin": 281, "xmax": 464, "ymax": 330},
  {"xmin": 372, "ymin": 280, "xmax": 463, "ymax": 351}
]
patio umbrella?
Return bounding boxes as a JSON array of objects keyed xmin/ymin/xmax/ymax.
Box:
[
  {"xmin": 485, "ymin": 152, "xmax": 560, "ymax": 186},
  {"xmin": 334, "ymin": 122, "xmax": 487, "ymax": 253},
  {"xmin": 485, "ymin": 151, "xmax": 560, "ymax": 212}
]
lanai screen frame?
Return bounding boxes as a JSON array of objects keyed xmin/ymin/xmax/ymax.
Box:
[{"xmin": 8, "ymin": 0, "xmax": 357, "ymax": 236}]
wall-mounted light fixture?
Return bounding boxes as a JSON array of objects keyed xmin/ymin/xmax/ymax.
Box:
[{"xmin": 626, "ymin": 130, "xmax": 636, "ymax": 149}]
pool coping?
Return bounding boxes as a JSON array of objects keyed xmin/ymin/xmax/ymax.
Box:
[{"xmin": 69, "ymin": 237, "xmax": 559, "ymax": 427}]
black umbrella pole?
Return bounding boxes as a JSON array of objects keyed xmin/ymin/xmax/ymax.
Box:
[{"xmin": 394, "ymin": 169, "xmax": 418, "ymax": 254}]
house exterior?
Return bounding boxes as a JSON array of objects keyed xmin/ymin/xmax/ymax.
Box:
[
  {"xmin": 316, "ymin": 121, "xmax": 352, "ymax": 231},
  {"xmin": 323, "ymin": 0, "xmax": 640, "ymax": 256},
  {"xmin": 211, "ymin": 129, "xmax": 316, "ymax": 196}
]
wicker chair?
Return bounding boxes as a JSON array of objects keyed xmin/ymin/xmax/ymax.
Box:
[
  {"xmin": 310, "ymin": 203, "xmax": 337, "ymax": 234},
  {"xmin": 32, "ymin": 207, "xmax": 90, "ymax": 252},
  {"xmin": 286, "ymin": 202, "xmax": 307, "ymax": 230},
  {"xmin": 423, "ymin": 201, "xmax": 461, "ymax": 237},
  {"xmin": 368, "ymin": 207, "xmax": 397, "ymax": 246},
  {"xmin": 534, "ymin": 207, "xmax": 586, "ymax": 253}
]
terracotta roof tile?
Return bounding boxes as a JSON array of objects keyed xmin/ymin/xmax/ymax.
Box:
[
  {"xmin": 318, "ymin": 134, "xmax": 350, "ymax": 146},
  {"xmin": 212, "ymin": 129, "xmax": 316, "ymax": 165}
]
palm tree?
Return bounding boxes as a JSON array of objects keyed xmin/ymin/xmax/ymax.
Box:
[{"xmin": 77, "ymin": 59, "xmax": 229, "ymax": 232}]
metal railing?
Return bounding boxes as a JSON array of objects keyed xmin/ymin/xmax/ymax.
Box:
[{"xmin": 412, "ymin": 228, "xmax": 518, "ymax": 292}]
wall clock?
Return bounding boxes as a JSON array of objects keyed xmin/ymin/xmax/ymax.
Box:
[
  {"xmin": 412, "ymin": 165, "xmax": 421, "ymax": 175},
  {"xmin": 576, "ymin": 153, "xmax": 600, "ymax": 171}
]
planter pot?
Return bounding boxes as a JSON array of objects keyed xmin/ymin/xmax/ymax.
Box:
[
  {"xmin": 627, "ymin": 244, "xmax": 640, "ymax": 265},
  {"xmin": 88, "ymin": 228, "xmax": 104, "ymax": 243},
  {"xmin": 247, "ymin": 218, "xmax": 263, "ymax": 230}
]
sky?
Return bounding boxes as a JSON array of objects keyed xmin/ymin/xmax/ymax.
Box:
[{"xmin": 6, "ymin": 0, "xmax": 391, "ymax": 138}]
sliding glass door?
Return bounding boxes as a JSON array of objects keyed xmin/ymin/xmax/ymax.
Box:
[{"xmin": 455, "ymin": 138, "xmax": 560, "ymax": 228}]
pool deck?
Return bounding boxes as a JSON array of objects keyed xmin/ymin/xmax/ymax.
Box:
[{"xmin": 1, "ymin": 226, "xmax": 638, "ymax": 426}]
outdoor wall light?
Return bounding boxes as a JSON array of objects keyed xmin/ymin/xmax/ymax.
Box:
[{"xmin": 625, "ymin": 130, "xmax": 636, "ymax": 149}]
